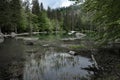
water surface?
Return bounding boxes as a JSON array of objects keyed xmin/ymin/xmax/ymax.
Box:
[{"xmin": 0, "ymin": 37, "xmax": 93, "ymax": 80}]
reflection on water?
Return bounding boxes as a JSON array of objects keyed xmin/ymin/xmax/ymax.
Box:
[
  {"xmin": 23, "ymin": 47, "xmax": 93, "ymax": 80},
  {"xmin": 0, "ymin": 37, "xmax": 94, "ymax": 80}
]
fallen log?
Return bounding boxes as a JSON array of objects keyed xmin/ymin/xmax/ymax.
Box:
[{"xmin": 91, "ymin": 54, "xmax": 99, "ymax": 70}]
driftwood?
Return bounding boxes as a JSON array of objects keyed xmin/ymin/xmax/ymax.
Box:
[
  {"xmin": 91, "ymin": 54, "xmax": 99, "ymax": 70},
  {"xmin": 0, "ymin": 32, "xmax": 46, "ymax": 38}
]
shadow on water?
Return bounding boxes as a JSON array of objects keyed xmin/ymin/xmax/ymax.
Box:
[
  {"xmin": 0, "ymin": 38, "xmax": 25, "ymax": 80},
  {"xmin": 0, "ymin": 35, "xmax": 94, "ymax": 80}
]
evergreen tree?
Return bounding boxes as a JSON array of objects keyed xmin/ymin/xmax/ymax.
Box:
[
  {"xmin": 47, "ymin": 6, "xmax": 52, "ymax": 19},
  {"xmin": 32, "ymin": 0, "xmax": 40, "ymax": 16},
  {"xmin": 24, "ymin": 0, "xmax": 30, "ymax": 13},
  {"xmin": 40, "ymin": 3, "xmax": 44, "ymax": 11},
  {"xmin": 0, "ymin": 0, "xmax": 11, "ymax": 33},
  {"xmin": 10, "ymin": 0, "xmax": 22, "ymax": 33}
]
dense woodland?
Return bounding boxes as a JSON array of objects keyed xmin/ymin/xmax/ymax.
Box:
[
  {"xmin": 0, "ymin": 0, "xmax": 120, "ymax": 43},
  {"xmin": 0, "ymin": 0, "xmax": 87, "ymax": 33}
]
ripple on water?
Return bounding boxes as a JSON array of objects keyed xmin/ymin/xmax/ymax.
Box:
[{"xmin": 23, "ymin": 51, "xmax": 93, "ymax": 80}]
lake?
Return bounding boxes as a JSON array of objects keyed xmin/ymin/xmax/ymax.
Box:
[{"xmin": 0, "ymin": 35, "xmax": 93, "ymax": 80}]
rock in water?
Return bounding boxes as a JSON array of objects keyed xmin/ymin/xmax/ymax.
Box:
[
  {"xmin": 43, "ymin": 44, "xmax": 49, "ymax": 47},
  {"xmin": 68, "ymin": 31, "xmax": 76, "ymax": 35},
  {"xmin": 69, "ymin": 51, "xmax": 76, "ymax": 55},
  {"xmin": 11, "ymin": 32, "xmax": 16, "ymax": 38},
  {"xmin": 75, "ymin": 32, "xmax": 86, "ymax": 39},
  {"xmin": 23, "ymin": 37, "xmax": 39, "ymax": 46},
  {"xmin": 0, "ymin": 33, "xmax": 4, "ymax": 43}
]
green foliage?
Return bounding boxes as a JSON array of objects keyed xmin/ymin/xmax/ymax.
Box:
[
  {"xmin": 31, "ymin": 13, "xmax": 39, "ymax": 31},
  {"xmin": 70, "ymin": 0, "xmax": 120, "ymax": 43},
  {"xmin": 0, "ymin": 0, "xmax": 10, "ymax": 26},
  {"xmin": 0, "ymin": 0, "xmax": 23, "ymax": 33},
  {"xmin": 38, "ymin": 12, "xmax": 49, "ymax": 31},
  {"xmin": 32, "ymin": 0, "xmax": 40, "ymax": 16},
  {"xmin": 83, "ymin": 0, "xmax": 120, "ymax": 42},
  {"xmin": 17, "ymin": 8, "xmax": 28, "ymax": 32},
  {"xmin": 0, "ymin": 0, "xmax": 63, "ymax": 33}
]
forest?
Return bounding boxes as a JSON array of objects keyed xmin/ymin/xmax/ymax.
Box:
[
  {"xmin": 0, "ymin": 0, "xmax": 120, "ymax": 43},
  {"xmin": 0, "ymin": 0, "xmax": 120, "ymax": 80}
]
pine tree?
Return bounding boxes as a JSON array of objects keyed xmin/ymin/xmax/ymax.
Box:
[
  {"xmin": 40, "ymin": 3, "xmax": 44, "ymax": 11},
  {"xmin": 10, "ymin": 0, "xmax": 22, "ymax": 33},
  {"xmin": 32, "ymin": 0, "xmax": 40, "ymax": 16},
  {"xmin": 47, "ymin": 6, "xmax": 52, "ymax": 19},
  {"xmin": 24, "ymin": 0, "xmax": 30, "ymax": 13},
  {"xmin": 0, "ymin": 0, "xmax": 11, "ymax": 33}
]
